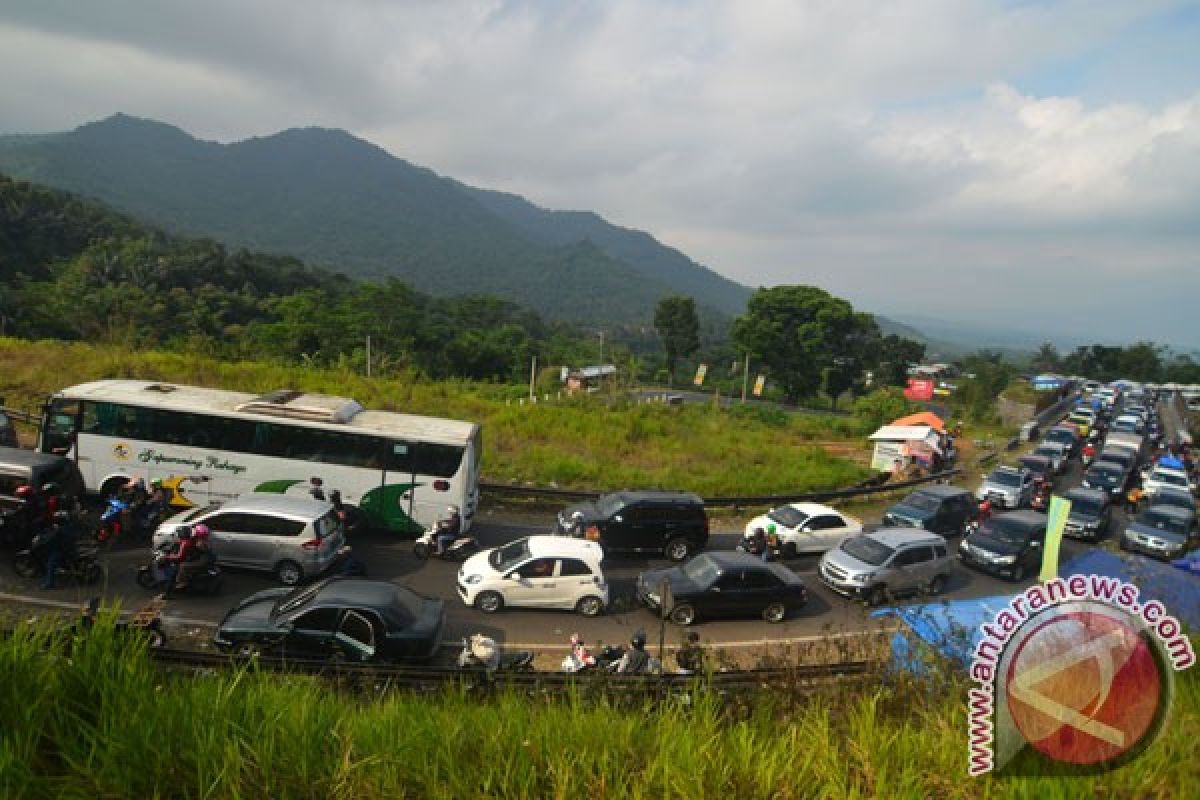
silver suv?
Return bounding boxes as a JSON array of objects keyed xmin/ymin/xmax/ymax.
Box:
[
  {"xmin": 153, "ymin": 493, "xmax": 348, "ymax": 586},
  {"xmin": 975, "ymin": 466, "xmax": 1034, "ymax": 509},
  {"xmin": 818, "ymin": 528, "xmax": 953, "ymax": 606}
]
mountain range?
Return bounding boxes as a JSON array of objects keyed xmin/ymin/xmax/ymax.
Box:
[{"xmin": 0, "ymin": 114, "xmax": 753, "ymax": 325}]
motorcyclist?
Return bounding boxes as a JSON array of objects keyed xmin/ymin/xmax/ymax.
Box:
[
  {"xmin": 40, "ymin": 482, "xmax": 62, "ymax": 524},
  {"xmin": 309, "ymin": 476, "xmax": 327, "ymax": 502},
  {"xmin": 764, "ymin": 524, "xmax": 780, "ymax": 562},
  {"xmin": 434, "ymin": 505, "xmax": 462, "ymax": 555},
  {"xmin": 36, "ymin": 511, "xmax": 77, "ymax": 590},
  {"xmin": 174, "ymin": 523, "xmax": 214, "ymax": 590},
  {"xmin": 615, "ymin": 630, "xmax": 653, "ymax": 674}
]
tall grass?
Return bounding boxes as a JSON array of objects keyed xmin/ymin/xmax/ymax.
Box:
[
  {"xmin": 0, "ymin": 337, "xmax": 873, "ymax": 495},
  {"xmin": 1, "ymin": 619, "xmax": 1195, "ymax": 799}
]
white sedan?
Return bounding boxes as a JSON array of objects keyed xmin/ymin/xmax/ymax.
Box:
[{"xmin": 743, "ymin": 502, "xmax": 863, "ymax": 557}]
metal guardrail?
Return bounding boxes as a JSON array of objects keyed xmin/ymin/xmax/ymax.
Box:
[
  {"xmin": 482, "ymin": 468, "xmax": 963, "ymax": 508},
  {"xmin": 0, "ymin": 405, "xmax": 38, "ymax": 426},
  {"xmin": 148, "ymin": 647, "xmax": 873, "ymax": 692}
]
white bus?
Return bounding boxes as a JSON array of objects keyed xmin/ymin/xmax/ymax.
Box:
[{"xmin": 38, "ymin": 380, "xmax": 482, "ymax": 534}]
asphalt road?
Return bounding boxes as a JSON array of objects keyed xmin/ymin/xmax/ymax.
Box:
[{"xmin": 0, "ymin": 457, "xmax": 1117, "ymax": 651}]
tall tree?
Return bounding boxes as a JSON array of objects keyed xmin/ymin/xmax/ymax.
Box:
[
  {"xmin": 732, "ymin": 285, "xmax": 874, "ymax": 403},
  {"xmin": 653, "ymin": 295, "xmax": 699, "ymax": 385},
  {"xmin": 1031, "ymin": 341, "xmax": 1061, "ymax": 373}
]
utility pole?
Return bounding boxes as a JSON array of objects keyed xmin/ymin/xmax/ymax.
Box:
[
  {"xmin": 741, "ymin": 354, "xmax": 750, "ymax": 403},
  {"xmin": 599, "ymin": 331, "xmax": 605, "ymax": 364},
  {"xmin": 529, "ymin": 355, "xmax": 537, "ymax": 401},
  {"xmin": 366, "ymin": 335, "xmax": 372, "ymax": 377}
]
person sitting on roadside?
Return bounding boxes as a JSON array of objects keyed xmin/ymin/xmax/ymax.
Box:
[
  {"xmin": 615, "ymin": 630, "xmax": 653, "ymax": 675},
  {"xmin": 675, "ymin": 631, "xmax": 706, "ymax": 674}
]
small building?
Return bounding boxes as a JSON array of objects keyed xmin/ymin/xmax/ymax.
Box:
[
  {"xmin": 563, "ymin": 364, "xmax": 617, "ymax": 393},
  {"xmin": 868, "ymin": 425, "xmax": 944, "ymax": 472}
]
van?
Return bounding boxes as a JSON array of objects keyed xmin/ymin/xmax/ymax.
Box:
[
  {"xmin": 818, "ymin": 528, "xmax": 953, "ymax": 606},
  {"xmin": 0, "ymin": 446, "xmax": 85, "ymax": 503},
  {"xmin": 153, "ymin": 493, "xmax": 347, "ymax": 585}
]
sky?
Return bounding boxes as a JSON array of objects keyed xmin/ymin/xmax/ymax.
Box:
[{"xmin": 1, "ymin": 1, "xmax": 1198, "ymax": 348}]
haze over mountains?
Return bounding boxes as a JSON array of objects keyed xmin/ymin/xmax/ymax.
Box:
[{"xmin": 0, "ymin": 114, "xmax": 756, "ymax": 326}]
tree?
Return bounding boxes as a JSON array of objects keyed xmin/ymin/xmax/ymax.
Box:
[
  {"xmin": 653, "ymin": 295, "xmax": 699, "ymax": 385},
  {"xmin": 872, "ymin": 334, "xmax": 926, "ymax": 387},
  {"xmin": 732, "ymin": 285, "xmax": 874, "ymax": 404},
  {"xmin": 1031, "ymin": 341, "xmax": 1060, "ymax": 373}
]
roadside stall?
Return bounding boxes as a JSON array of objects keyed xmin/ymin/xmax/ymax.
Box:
[{"xmin": 868, "ymin": 425, "xmax": 944, "ymax": 474}]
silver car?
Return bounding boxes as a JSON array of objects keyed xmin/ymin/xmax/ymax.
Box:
[
  {"xmin": 153, "ymin": 493, "xmax": 347, "ymax": 586},
  {"xmin": 818, "ymin": 528, "xmax": 953, "ymax": 606}
]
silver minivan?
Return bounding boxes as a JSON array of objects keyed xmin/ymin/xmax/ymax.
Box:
[
  {"xmin": 153, "ymin": 494, "xmax": 347, "ymax": 586},
  {"xmin": 818, "ymin": 528, "xmax": 952, "ymax": 606}
]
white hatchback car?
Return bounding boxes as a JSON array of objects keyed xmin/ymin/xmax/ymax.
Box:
[
  {"xmin": 744, "ymin": 502, "xmax": 863, "ymax": 557},
  {"xmin": 456, "ymin": 535, "xmax": 608, "ymax": 616}
]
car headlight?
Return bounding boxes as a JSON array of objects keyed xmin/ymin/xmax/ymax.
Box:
[
  {"xmin": 464, "ymin": 575, "xmax": 482, "ymax": 585},
  {"xmin": 995, "ymin": 555, "xmax": 1017, "ymax": 565}
]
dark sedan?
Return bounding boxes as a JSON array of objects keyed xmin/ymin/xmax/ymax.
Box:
[
  {"xmin": 214, "ymin": 577, "xmax": 445, "ymax": 662},
  {"xmin": 636, "ymin": 551, "xmax": 808, "ymax": 626},
  {"xmin": 958, "ymin": 510, "xmax": 1047, "ymax": 582},
  {"xmin": 1081, "ymin": 460, "xmax": 1128, "ymax": 498}
]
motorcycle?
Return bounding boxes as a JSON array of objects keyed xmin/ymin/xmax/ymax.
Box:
[
  {"xmin": 136, "ymin": 540, "xmax": 223, "ymax": 595},
  {"xmin": 1029, "ymin": 480, "xmax": 1051, "ymax": 512},
  {"xmin": 457, "ymin": 634, "xmax": 535, "ymax": 673},
  {"xmin": 93, "ymin": 498, "xmax": 131, "ymax": 544},
  {"xmin": 736, "ymin": 533, "xmax": 781, "ymax": 561},
  {"xmin": 413, "ymin": 525, "xmax": 480, "ymax": 561},
  {"xmin": 14, "ymin": 539, "xmax": 103, "ymax": 586}
]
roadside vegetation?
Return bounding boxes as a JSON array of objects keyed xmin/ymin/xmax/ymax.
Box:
[
  {"xmin": 0, "ymin": 337, "xmax": 876, "ymax": 496},
  {"xmin": 0, "ymin": 619, "xmax": 1194, "ymax": 799}
]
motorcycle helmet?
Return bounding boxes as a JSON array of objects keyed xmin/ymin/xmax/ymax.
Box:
[
  {"xmin": 192, "ymin": 523, "xmax": 210, "ymax": 538},
  {"xmin": 447, "ymin": 505, "xmax": 460, "ymax": 515},
  {"xmin": 150, "ymin": 478, "xmax": 163, "ymax": 489},
  {"xmin": 14, "ymin": 484, "xmax": 34, "ymax": 499},
  {"xmin": 631, "ymin": 630, "xmax": 647, "ymax": 650},
  {"xmin": 53, "ymin": 511, "xmax": 70, "ymax": 524},
  {"xmin": 41, "ymin": 482, "xmax": 60, "ymax": 496}
]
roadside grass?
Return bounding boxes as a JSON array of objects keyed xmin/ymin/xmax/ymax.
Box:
[
  {"xmin": 1, "ymin": 618, "xmax": 1195, "ymax": 799},
  {"xmin": 0, "ymin": 337, "xmax": 873, "ymax": 496}
]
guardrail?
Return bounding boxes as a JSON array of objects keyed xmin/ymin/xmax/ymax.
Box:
[
  {"xmin": 148, "ymin": 647, "xmax": 874, "ymax": 693},
  {"xmin": 482, "ymin": 468, "xmax": 963, "ymax": 509},
  {"xmin": 0, "ymin": 405, "xmax": 38, "ymax": 426}
]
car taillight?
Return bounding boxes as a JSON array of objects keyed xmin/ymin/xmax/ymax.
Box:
[
  {"xmin": 585, "ymin": 525, "xmax": 600, "ymax": 542},
  {"xmin": 301, "ymin": 538, "xmax": 321, "ymax": 551},
  {"xmin": 433, "ymin": 480, "xmax": 450, "ymax": 491}
]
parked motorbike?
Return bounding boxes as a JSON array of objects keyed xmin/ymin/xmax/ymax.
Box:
[
  {"xmin": 736, "ymin": 533, "xmax": 781, "ymax": 561},
  {"xmin": 135, "ymin": 540, "xmax": 223, "ymax": 595},
  {"xmin": 413, "ymin": 525, "xmax": 480, "ymax": 561},
  {"xmin": 13, "ymin": 540, "xmax": 102, "ymax": 585},
  {"xmin": 457, "ymin": 634, "xmax": 535, "ymax": 673}
]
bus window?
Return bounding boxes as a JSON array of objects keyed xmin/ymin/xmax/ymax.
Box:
[
  {"xmin": 413, "ymin": 443, "xmax": 465, "ymax": 478},
  {"xmin": 385, "ymin": 440, "xmax": 413, "ymax": 473},
  {"xmin": 41, "ymin": 398, "xmax": 80, "ymax": 454}
]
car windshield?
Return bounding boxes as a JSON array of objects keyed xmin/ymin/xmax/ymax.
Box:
[
  {"xmin": 989, "ymin": 470, "xmax": 1021, "ymax": 487},
  {"xmin": 841, "ymin": 536, "xmax": 894, "ymax": 566},
  {"xmin": 769, "ymin": 505, "xmax": 809, "ymax": 528},
  {"xmin": 490, "ymin": 538, "xmax": 531, "ymax": 573},
  {"xmin": 1019, "ymin": 458, "xmax": 1046, "ymax": 473},
  {"xmin": 1090, "ymin": 467, "xmax": 1121, "ymax": 483},
  {"xmin": 981, "ymin": 518, "xmax": 1033, "ymax": 545},
  {"xmin": 1069, "ymin": 497, "xmax": 1103, "ymax": 516},
  {"xmin": 1137, "ymin": 511, "xmax": 1190, "ymax": 537},
  {"xmin": 1151, "ymin": 471, "xmax": 1187, "ymax": 487},
  {"xmin": 901, "ymin": 492, "xmax": 941, "ymax": 513},
  {"xmin": 1153, "ymin": 490, "xmax": 1195, "ymax": 511},
  {"xmin": 272, "ymin": 579, "xmax": 332, "ymax": 618},
  {"xmin": 1046, "ymin": 430, "xmax": 1073, "ymax": 444},
  {"xmin": 595, "ymin": 495, "xmax": 625, "ymax": 517},
  {"xmin": 682, "ymin": 554, "xmax": 721, "ymax": 586},
  {"xmin": 1034, "ymin": 447, "xmax": 1060, "ymax": 459}
]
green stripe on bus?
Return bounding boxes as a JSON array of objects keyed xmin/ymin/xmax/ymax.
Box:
[
  {"xmin": 360, "ymin": 483, "xmax": 423, "ymax": 535},
  {"xmin": 254, "ymin": 479, "xmax": 306, "ymax": 494}
]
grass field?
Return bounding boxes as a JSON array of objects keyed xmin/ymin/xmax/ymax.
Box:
[
  {"xmin": 0, "ymin": 337, "xmax": 874, "ymax": 496},
  {"xmin": 0, "ymin": 619, "xmax": 1194, "ymax": 799}
]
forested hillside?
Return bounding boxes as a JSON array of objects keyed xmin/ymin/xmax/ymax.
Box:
[
  {"xmin": 0, "ymin": 174, "xmax": 597, "ymax": 380},
  {"xmin": 0, "ymin": 114, "xmax": 748, "ymax": 324}
]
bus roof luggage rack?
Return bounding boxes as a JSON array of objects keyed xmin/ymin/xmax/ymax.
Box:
[{"xmin": 235, "ymin": 391, "xmax": 363, "ymax": 424}]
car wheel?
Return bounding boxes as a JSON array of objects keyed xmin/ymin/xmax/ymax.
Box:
[
  {"xmin": 145, "ymin": 626, "xmax": 167, "ymax": 650},
  {"xmin": 664, "ymin": 537, "xmax": 692, "ymax": 562},
  {"xmin": 13, "ymin": 552, "xmax": 40, "ymax": 579},
  {"xmin": 476, "ymin": 591, "xmax": 504, "ymax": 614},
  {"xmin": 576, "ymin": 595, "xmax": 604, "ymax": 617},
  {"xmin": 1011, "ymin": 564, "xmax": 1027, "ymax": 582},
  {"xmin": 669, "ymin": 604, "xmax": 696, "ymax": 626},
  {"xmin": 783, "ymin": 542, "xmax": 798, "ymax": 560},
  {"xmin": 236, "ymin": 642, "xmax": 263, "ymax": 659},
  {"xmin": 927, "ymin": 574, "xmax": 948, "ymax": 596},
  {"xmin": 136, "ymin": 567, "xmax": 157, "ymax": 589},
  {"xmin": 863, "ymin": 586, "xmax": 886, "ymax": 607},
  {"xmin": 762, "ymin": 602, "xmax": 787, "ymax": 623},
  {"xmin": 276, "ymin": 560, "xmax": 303, "ymax": 586}
]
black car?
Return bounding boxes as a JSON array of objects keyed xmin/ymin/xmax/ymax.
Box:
[
  {"xmin": 636, "ymin": 551, "xmax": 808, "ymax": 625},
  {"xmin": 1081, "ymin": 460, "xmax": 1128, "ymax": 498},
  {"xmin": 882, "ymin": 485, "xmax": 978, "ymax": 537},
  {"xmin": 958, "ymin": 510, "xmax": 1047, "ymax": 581},
  {"xmin": 1016, "ymin": 454, "xmax": 1054, "ymax": 485},
  {"xmin": 557, "ymin": 491, "xmax": 708, "ymax": 562},
  {"xmin": 213, "ymin": 577, "xmax": 445, "ymax": 662},
  {"xmin": 1120, "ymin": 506, "xmax": 1196, "ymax": 561},
  {"xmin": 1042, "ymin": 425, "xmax": 1080, "ymax": 457},
  {"xmin": 1149, "ymin": 487, "xmax": 1197, "ymax": 515},
  {"xmin": 1061, "ymin": 487, "xmax": 1111, "ymax": 541}
]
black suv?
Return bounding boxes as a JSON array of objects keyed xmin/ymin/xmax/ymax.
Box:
[
  {"xmin": 882, "ymin": 485, "xmax": 978, "ymax": 537},
  {"xmin": 958, "ymin": 510, "xmax": 1047, "ymax": 582},
  {"xmin": 556, "ymin": 491, "xmax": 709, "ymax": 561}
]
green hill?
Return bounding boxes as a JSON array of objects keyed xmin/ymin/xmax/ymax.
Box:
[{"xmin": 0, "ymin": 114, "xmax": 745, "ymax": 323}]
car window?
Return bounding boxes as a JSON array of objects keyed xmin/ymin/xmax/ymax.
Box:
[
  {"xmin": 715, "ymin": 571, "xmax": 744, "ymax": 590},
  {"xmin": 243, "ymin": 514, "xmax": 305, "ymax": 537},
  {"xmin": 769, "ymin": 505, "xmax": 809, "ymax": 528},
  {"xmin": 807, "ymin": 515, "xmax": 844, "ymax": 531},
  {"xmin": 291, "ymin": 607, "xmax": 340, "ymax": 631},
  {"xmin": 559, "ymin": 558, "xmax": 593, "ymax": 577},
  {"xmin": 517, "ymin": 558, "xmax": 557, "ymax": 579},
  {"xmin": 893, "ymin": 546, "xmax": 933, "ymax": 566},
  {"xmin": 203, "ymin": 513, "xmax": 247, "ymax": 532}
]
